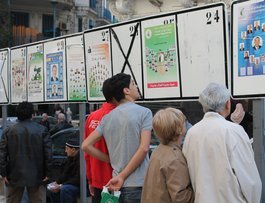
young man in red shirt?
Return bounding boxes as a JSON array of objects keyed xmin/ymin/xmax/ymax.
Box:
[{"xmin": 84, "ymin": 79, "xmax": 116, "ymax": 202}]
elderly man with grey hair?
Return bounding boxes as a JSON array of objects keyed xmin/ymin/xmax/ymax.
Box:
[
  {"xmin": 183, "ymin": 83, "xmax": 261, "ymax": 203},
  {"xmin": 49, "ymin": 113, "xmax": 73, "ymax": 136}
]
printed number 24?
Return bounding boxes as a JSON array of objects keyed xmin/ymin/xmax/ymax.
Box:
[{"xmin": 206, "ymin": 10, "xmax": 220, "ymax": 25}]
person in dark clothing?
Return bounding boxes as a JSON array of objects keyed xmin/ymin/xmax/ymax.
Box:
[
  {"xmin": 50, "ymin": 113, "xmax": 73, "ymax": 136},
  {"xmin": 54, "ymin": 105, "xmax": 64, "ymax": 120},
  {"xmin": 0, "ymin": 101, "xmax": 52, "ymax": 203},
  {"xmin": 39, "ymin": 113, "xmax": 50, "ymax": 131},
  {"xmin": 49, "ymin": 138, "xmax": 80, "ymax": 203}
]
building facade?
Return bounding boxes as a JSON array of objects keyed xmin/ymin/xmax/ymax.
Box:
[
  {"xmin": 0, "ymin": 0, "xmax": 116, "ymax": 47},
  {"xmin": 108, "ymin": 0, "xmax": 233, "ymax": 22}
]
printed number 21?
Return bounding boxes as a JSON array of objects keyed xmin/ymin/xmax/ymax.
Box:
[{"xmin": 206, "ymin": 10, "xmax": 220, "ymax": 25}]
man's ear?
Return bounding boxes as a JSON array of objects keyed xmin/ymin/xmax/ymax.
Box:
[
  {"xmin": 123, "ymin": 87, "xmax": 130, "ymax": 95},
  {"xmin": 225, "ymin": 99, "xmax": 231, "ymax": 115}
]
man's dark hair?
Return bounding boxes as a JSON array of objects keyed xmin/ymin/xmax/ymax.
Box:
[
  {"xmin": 109, "ymin": 73, "xmax": 131, "ymax": 102},
  {"xmin": 16, "ymin": 101, "xmax": 34, "ymax": 121},
  {"xmin": 102, "ymin": 78, "xmax": 112, "ymax": 102}
]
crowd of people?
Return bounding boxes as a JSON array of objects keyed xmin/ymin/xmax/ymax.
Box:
[
  {"xmin": 82, "ymin": 74, "xmax": 261, "ymax": 203},
  {"xmin": 0, "ymin": 73, "xmax": 262, "ymax": 203}
]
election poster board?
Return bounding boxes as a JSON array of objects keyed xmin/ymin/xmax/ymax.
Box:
[
  {"xmin": 44, "ymin": 38, "xmax": 67, "ymax": 102},
  {"xmin": 84, "ymin": 29, "xmax": 112, "ymax": 101},
  {"xmin": 111, "ymin": 21, "xmax": 143, "ymax": 98},
  {"xmin": 232, "ymin": 0, "xmax": 265, "ymax": 98},
  {"xmin": 27, "ymin": 43, "xmax": 44, "ymax": 102},
  {"xmin": 0, "ymin": 49, "xmax": 9, "ymax": 104},
  {"xmin": 2, "ymin": 3, "xmax": 229, "ymax": 103},
  {"xmin": 178, "ymin": 3, "xmax": 228, "ymax": 98},
  {"xmin": 10, "ymin": 47, "xmax": 27, "ymax": 103},
  {"xmin": 66, "ymin": 34, "xmax": 87, "ymax": 101},
  {"xmin": 141, "ymin": 15, "xmax": 181, "ymax": 99}
]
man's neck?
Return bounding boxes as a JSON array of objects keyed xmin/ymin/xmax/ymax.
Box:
[
  {"xmin": 118, "ymin": 97, "xmax": 135, "ymax": 105},
  {"xmin": 219, "ymin": 109, "xmax": 230, "ymax": 118}
]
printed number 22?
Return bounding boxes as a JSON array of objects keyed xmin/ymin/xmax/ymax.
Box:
[{"xmin": 206, "ymin": 10, "xmax": 220, "ymax": 25}]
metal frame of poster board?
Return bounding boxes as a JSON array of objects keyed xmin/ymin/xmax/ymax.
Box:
[
  {"xmin": 231, "ymin": 0, "xmax": 265, "ymax": 99},
  {"xmin": 65, "ymin": 33, "xmax": 87, "ymax": 102},
  {"xmin": 26, "ymin": 42, "xmax": 45, "ymax": 103},
  {"xmin": 84, "ymin": 27, "xmax": 113, "ymax": 102},
  {"xmin": 0, "ymin": 48, "xmax": 10, "ymax": 104},
  {"xmin": 43, "ymin": 37, "xmax": 67, "ymax": 102},
  {"xmin": 10, "ymin": 46, "xmax": 27, "ymax": 104}
]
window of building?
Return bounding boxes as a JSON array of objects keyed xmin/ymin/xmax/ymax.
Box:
[
  {"xmin": 89, "ymin": 19, "xmax": 95, "ymax": 29},
  {"xmin": 42, "ymin": 14, "xmax": 54, "ymax": 39},
  {"xmin": 11, "ymin": 12, "xmax": 29, "ymax": 27},
  {"xmin": 11, "ymin": 12, "xmax": 29, "ymax": 45},
  {"xmin": 78, "ymin": 17, "xmax": 82, "ymax": 32}
]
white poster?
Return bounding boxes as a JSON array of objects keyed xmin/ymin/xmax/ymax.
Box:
[
  {"xmin": 66, "ymin": 35, "xmax": 87, "ymax": 101},
  {"xmin": 11, "ymin": 48, "xmax": 27, "ymax": 103},
  {"xmin": 141, "ymin": 15, "xmax": 181, "ymax": 99},
  {"xmin": 232, "ymin": 0, "xmax": 265, "ymax": 98},
  {"xmin": 111, "ymin": 22, "xmax": 143, "ymax": 97},
  {"xmin": 27, "ymin": 44, "xmax": 44, "ymax": 102},
  {"xmin": 0, "ymin": 49, "xmax": 9, "ymax": 104},
  {"xmin": 84, "ymin": 29, "xmax": 112, "ymax": 101},
  {"xmin": 44, "ymin": 39, "xmax": 67, "ymax": 101},
  {"xmin": 178, "ymin": 3, "xmax": 227, "ymax": 97}
]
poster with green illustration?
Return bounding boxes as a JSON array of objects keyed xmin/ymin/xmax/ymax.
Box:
[
  {"xmin": 144, "ymin": 23, "xmax": 178, "ymax": 88},
  {"xmin": 28, "ymin": 51, "xmax": 44, "ymax": 101}
]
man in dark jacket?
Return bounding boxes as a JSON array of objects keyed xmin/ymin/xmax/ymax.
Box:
[
  {"xmin": 49, "ymin": 138, "xmax": 80, "ymax": 203},
  {"xmin": 0, "ymin": 101, "xmax": 52, "ymax": 203}
]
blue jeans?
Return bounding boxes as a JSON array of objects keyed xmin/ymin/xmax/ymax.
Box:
[
  {"xmin": 119, "ymin": 187, "xmax": 142, "ymax": 203},
  {"xmin": 50, "ymin": 184, "xmax": 80, "ymax": 203}
]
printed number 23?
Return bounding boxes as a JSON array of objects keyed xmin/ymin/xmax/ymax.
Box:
[{"xmin": 206, "ymin": 10, "xmax": 220, "ymax": 25}]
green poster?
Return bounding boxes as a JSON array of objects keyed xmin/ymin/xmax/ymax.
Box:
[
  {"xmin": 144, "ymin": 23, "xmax": 178, "ymax": 88},
  {"xmin": 28, "ymin": 51, "xmax": 44, "ymax": 101}
]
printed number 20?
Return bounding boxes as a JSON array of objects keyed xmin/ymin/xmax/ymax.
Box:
[{"xmin": 206, "ymin": 10, "xmax": 220, "ymax": 25}]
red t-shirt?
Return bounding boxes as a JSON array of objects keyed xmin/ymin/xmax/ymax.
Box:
[{"xmin": 84, "ymin": 102, "xmax": 116, "ymax": 189}]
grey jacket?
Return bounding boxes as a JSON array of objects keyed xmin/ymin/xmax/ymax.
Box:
[{"xmin": 0, "ymin": 119, "xmax": 52, "ymax": 187}]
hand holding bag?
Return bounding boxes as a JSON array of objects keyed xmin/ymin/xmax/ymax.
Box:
[{"xmin": 101, "ymin": 186, "xmax": 121, "ymax": 203}]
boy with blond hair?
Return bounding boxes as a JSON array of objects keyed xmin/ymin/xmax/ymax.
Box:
[{"xmin": 141, "ymin": 108, "xmax": 194, "ymax": 203}]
